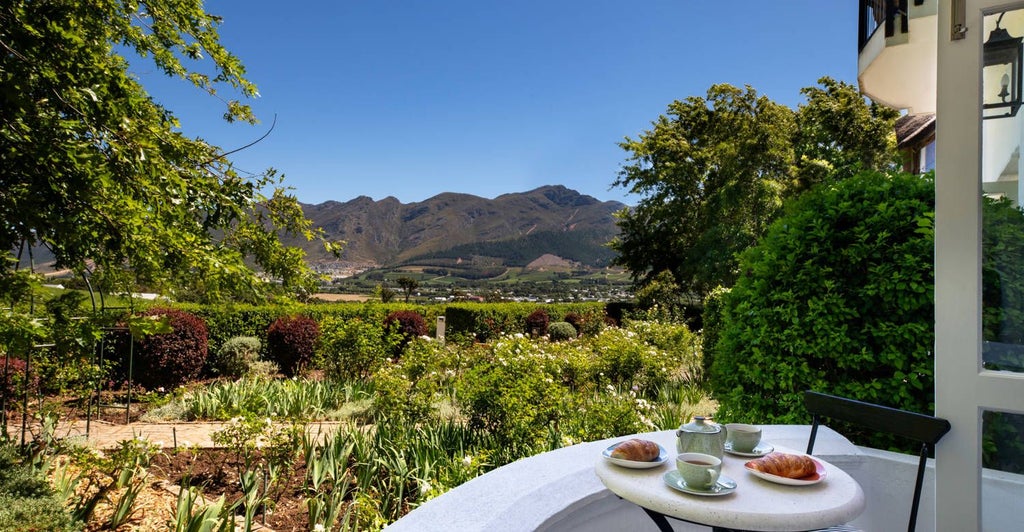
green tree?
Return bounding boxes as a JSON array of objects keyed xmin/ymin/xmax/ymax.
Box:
[
  {"xmin": 396, "ymin": 276, "xmax": 419, "ymax": 303},
  {"xmin": 376, "ymin": 282, "xmax": 396, "ymax": 303},
  {"xmin": 793, "ymin": 77, "xmax": 901, "ymax": 191},
  {"xmin": 0, "ymin": 0, "xmax": 337, "ymax": 304},
  {"xmin": 610, "ymin": 78, "xmax": 899, "ymax": 299}
]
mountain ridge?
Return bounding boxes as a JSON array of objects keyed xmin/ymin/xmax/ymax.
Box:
[{"xmin": 291, "ymin": 185, "xmax": 625, "ymax": 271}]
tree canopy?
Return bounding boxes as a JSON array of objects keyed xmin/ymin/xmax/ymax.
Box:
[
  {"xmin": 610, "ymin": 78, "xmax": 900, "ymax": 299},
  {"xmin": 0, "ymin": 0, "xmax": 335, "ymax": 304}
]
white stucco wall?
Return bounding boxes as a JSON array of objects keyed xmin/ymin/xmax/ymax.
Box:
[{"xmin": 385, "ymin": 425, "xmax": 1024, "ymax": 532}]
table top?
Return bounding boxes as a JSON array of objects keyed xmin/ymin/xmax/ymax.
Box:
[{"xmin": 594, "ymin": 429, "xmax": 865, "ymax": 532}]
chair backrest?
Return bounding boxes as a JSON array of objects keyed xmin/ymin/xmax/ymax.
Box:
[{"xmin": 804, "ymin": 390, "xmax": 951, "ymax": 532}]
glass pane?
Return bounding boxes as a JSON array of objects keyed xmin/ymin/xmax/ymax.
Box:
[
  {"xmin": 981, "ymin": 410, "xmax": 1024, "ymax": 531},
  {"xmin": 982, "ymin": 8, "xmax": 1024, "ymax": 373}
]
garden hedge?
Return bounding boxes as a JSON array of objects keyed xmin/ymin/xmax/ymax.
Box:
[{"xmin": 708, "ymin": 170, "xmax": 1024, "ymax": 466}]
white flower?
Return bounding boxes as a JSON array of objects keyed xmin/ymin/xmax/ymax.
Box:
[
  {"xmin": 314, "ymin": 524, "xmax": 326, "ymax": 532},
  {"xmin": 420, "ymin": 480, "xmax": 432, "ymax": 496},
  {"xmin": 462, "ymin": 455, "xmax": 473, "ymax": 466}
]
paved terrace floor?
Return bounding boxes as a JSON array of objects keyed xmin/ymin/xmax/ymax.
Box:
[{"xmin": 3, "ymin": 420, "xmax": 346, "ymax": 449}]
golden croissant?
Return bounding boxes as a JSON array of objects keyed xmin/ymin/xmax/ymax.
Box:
[
  {"xmin": 748, "ymin": 452, "xmax": 817, "ymax": 478},
  {"xmin": 610, "ymin": 438, "xmax": 660, "ymax": 461}
]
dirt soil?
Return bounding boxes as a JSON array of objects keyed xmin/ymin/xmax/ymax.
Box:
[{"xmin": 150, "ymin": 448, "xmax": 312, "ymax": 531}]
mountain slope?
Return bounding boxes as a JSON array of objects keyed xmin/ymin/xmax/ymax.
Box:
[{"xmin": 294, "ymin": 185, "xmax": 625, "ymax": 268}]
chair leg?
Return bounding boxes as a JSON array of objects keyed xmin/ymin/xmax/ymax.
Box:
[
  {"xmin": 807, "ymin": 416, "xmax": 820, "ymax": 454},
  {"xmin": 907, "ymin": 443, "xmax": 930, "ymax": 532}
]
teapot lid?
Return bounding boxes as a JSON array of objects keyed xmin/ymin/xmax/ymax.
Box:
[{"xmin": 679, "ymin": 415, "xmax": 721, "ymax": 434}]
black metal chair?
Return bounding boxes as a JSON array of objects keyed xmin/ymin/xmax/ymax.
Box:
[{"xmin": 804, "ymin": 390, "xmax": 951, "ymax": 532}]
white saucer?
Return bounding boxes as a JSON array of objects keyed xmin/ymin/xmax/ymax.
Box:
[
  {"xmin": 724, "ymin": 441, "xmax": 774, "ymax": 457},
  {"xmin": 602, "ymin": 441, "xmax": 669, "ymax": 469},
  {"xmin": 663, "ymin": 470, "xmax": 737, "ymax": 496}
]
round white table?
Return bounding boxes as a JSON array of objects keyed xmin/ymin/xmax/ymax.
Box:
[{"xmin": 595, "ymin": 430, "xmax": 865, "ymax": 532}]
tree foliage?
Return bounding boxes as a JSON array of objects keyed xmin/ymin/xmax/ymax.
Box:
[
  {"xmin": 610, "ymin": 78, "xmax": 899, "ymax": 298},
  {"xmin": 396, "ymin": 277, "xmax": 419, "ymax": 303},
  {"xmin": 0, "ymin": 0, "xmax": 336, "ymax": 303}
]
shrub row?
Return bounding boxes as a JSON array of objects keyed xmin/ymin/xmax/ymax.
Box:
[{"xmin": 122, "ymin": 303, "xmax": 611, "ymax": 390}]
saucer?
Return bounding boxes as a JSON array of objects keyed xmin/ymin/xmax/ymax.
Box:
[
  {"xmin": 602, "ymin": 441, "xmax": 669, "ymax": 469},
  {"xmin": 663, "ymin": 470, "xmax": 737, "ymax": 497},
  {"xmin": 724, "ymin": 441, "xmax": 774, "ymax": 457}
]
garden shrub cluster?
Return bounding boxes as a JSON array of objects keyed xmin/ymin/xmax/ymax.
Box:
[
  {"xmin": 267, "ymin": 315, "xmax": 320, "ymax": 377},
  {"xmin": 710, "ymin": 172, "xmax": 936, "ymax": 435},
  {"xmin": 524, "ymin": 308, "xmax": 550, "ymax": 336},
  {"xmin": 136, "ymin": 308, "xmax": 209, "ymax": 389},
  {"xmin": 383, "ymin": 310, "xmax": 427, "ymax": 353},
  {"xmin": 443, "ymin": 302, "xmax": 606, "ymax": 342},
  {"xmin": 1, "ymin": 358, "xmax": 36, "ymax": 403},
  {"xmin": 318, "ymin": 316, "xmax": 396, "ymax": 381},
  {"xmin": 0, "ymin": 443, "xmax": 78, "ymax": 531},
  {"xmin": 209, "ymin": 336, "xmax": 262, "ymax": 378},
  {"xmin": 547, "ymin": 321, "xmax": 577, "ymax": 341},
  {"xmin": 455, "ymin": 320, "xmax": 702, "ymax": 454}
]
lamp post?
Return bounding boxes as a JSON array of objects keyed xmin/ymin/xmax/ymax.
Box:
[{"xmin": 984, "ymin": 13, "xmax": 1024, "ymax": 119}]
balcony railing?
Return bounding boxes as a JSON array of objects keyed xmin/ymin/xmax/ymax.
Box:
[{"xmin": 859, "ymin": 0, "xmax": 915, "ymax": 52}]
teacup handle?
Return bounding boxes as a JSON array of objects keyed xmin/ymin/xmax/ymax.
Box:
[{"xmin": 707, "ymin": 468, "xmax": 720, "ymax": 486}]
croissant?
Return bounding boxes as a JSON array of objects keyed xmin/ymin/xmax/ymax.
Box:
[
  {"xmin": 748, "ymin": 452, "xmax": 817, "ymax": 479},
  {"xmin": 610, "ymin": 438, "xmax": 660, "ymax": 461}
]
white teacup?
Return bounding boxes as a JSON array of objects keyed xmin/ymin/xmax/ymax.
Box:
[
  {"xmin": 725, "ymin": 423, "xmax": 762, "ymax": 453},
  {"xmin": 676, "ymin": 452, "xmax": 721, "ymax": 489}
]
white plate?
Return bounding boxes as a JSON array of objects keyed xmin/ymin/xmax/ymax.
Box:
[
  {"xmin": 663, "ymin": 470, "xmax": 737, "ymax": 496},
  {"xmin": 724, "ymin": 441, "xmax": 774, "ymax": 457},
  {"xmin": 602, "ymin": 441, "xmax": 669, "ymax": 469},
  {"xmin": 744, "ymin": 455, "xmax": 827, "ymax": 485}
]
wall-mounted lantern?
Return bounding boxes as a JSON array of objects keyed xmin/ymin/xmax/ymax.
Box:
[{"xmin": 984, "ymin": 13, "xmax": 1024, "ymax": 119}]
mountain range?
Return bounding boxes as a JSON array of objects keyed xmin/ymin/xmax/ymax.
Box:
[{"xmin": 290, "ymin": 185, "xmax": 626, "ymax": 272}]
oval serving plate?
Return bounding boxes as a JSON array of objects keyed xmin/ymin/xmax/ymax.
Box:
[
  {"xmin": 744, "ymin": 456, "xmax": 827, "ymax": 485},
  {"xmin": 602, "ymin": 441, "xmax": 669, "ymax": 469}
]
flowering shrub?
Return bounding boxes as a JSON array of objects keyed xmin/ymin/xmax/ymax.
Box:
[
  {"xmin": 589, "ymin": 327, "xmax": 672, "ymax": 392},
  {"xmin": 266, "ymin": 315, "xmax": 319, "ymax": 377},
  {"xmin": 319, "ymin": 316, "xmax": 395, "ymax": 380},
  {"xmin": 554, "ymin": 386, "xmax": 656, "ymax": 445},
  {"xmin": 457, "ymin": 334, "xmax": 568, "ymax": 452},
  {"xmin": 454, "ymin": 320, "xmax": 702, "ymax": 452},
  {"xmin": 372, "ymin": 337, "xmax": 458, "ymax": 420},
  {"xmin": 136, "ymin": 308, "xmax": 209, "ymax": 389},
  {"xmin": 624, "ymin": 319, "xmax": 703, "ymax": 381}
]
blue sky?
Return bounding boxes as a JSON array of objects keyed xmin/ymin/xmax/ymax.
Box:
[{"xmin": 138, "ymin": 1, "xmax": 860, "ymax": 206}]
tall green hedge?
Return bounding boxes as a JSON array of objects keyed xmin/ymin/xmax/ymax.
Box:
[
  {"xmin": 708, "ymin": 170, "xmax": 1024, "ymax": 467},
  {"xmin": 710, "ymin": 171, "xmax": 936, "ymax": 433}
]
